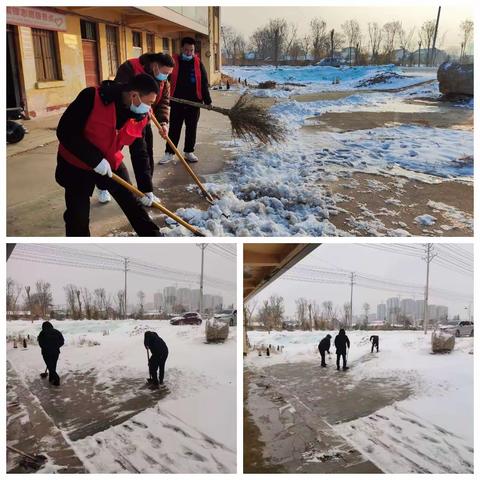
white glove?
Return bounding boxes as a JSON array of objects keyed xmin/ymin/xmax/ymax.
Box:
[
  {"xmin": 139, "ymin": 192, "xmax": 154, "ymax": 207},
  {"xmin": 93, "ymin": 159, "xmax": 112, "ymax": 177}
]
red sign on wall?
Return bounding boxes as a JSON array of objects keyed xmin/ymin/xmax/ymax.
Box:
[{"xmin": 7, "ymin": 7, "xmax": 67, "ymax": 32}]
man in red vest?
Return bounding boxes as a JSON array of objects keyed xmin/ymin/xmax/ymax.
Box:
[
  {"xmin": 159, "ymin": 37, "xmax": 212, "ymax": 165},
  {"xmin": 96, "ymin": 53, "xmax": 174, "ymax": 205},
  {"xmin": 55, "ymin": 74, "xmax": 163, "ymax": 236}
]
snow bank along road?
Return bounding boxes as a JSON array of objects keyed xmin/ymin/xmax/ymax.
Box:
[
  {"xmin": 7, "ymin": 320, "xmax": 236, "ymax": 473},
  {"xmin": 162, "ymin": 65, "xmax": 472, "ymax": 237},
  {"xmin": 245, "ymin": 329, "xmax": 473, "ymax": 473}
]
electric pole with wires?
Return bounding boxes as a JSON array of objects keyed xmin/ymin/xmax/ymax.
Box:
[
  {"xmin": 349, "ymin": 272, "xmax": 355, "ymax": 327},
  {"xmin": 124, "ymin": 257, "xmax": 128, "ymax": 319},
  {"xmin": 422, "ymin": 244, "xmax": 436, "ymax": 334},
  {"xmin": 197, "ymin": 244, "xmax": 208, "ymax": 316}
]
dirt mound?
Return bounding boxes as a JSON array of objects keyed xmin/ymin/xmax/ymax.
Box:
[{"xmin": 356, "ymin": 71, "xmax": 405, "ymax": 88}]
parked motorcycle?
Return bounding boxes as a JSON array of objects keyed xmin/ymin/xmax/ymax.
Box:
[{"xmin": 7, "ymin": 107, "xmax": 27, "ymax": 144}]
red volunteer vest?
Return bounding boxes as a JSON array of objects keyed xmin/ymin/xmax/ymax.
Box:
[
  {"xmin": 170, "ymin": 53, "xmax": 202, "ymax": 101},
  {"xmin": 128, "ymin": 58, "xmax": 165, "ymax": 102},
  {"xmin": 58, "ymin": 87, "xmax": 148, "ymax": 171}
]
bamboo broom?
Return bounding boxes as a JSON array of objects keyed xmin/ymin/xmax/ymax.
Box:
[{"xmin": 170, "ymin": 93, "xmax": 286, "ymax": 144}]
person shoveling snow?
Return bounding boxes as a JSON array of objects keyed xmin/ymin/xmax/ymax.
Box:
[
  {"xmin": 370, "ymin": 334, "xmax": 380, "ymax": 353},
  {"xmin": 37, "ymin": 321, "xmax": 64, "ymax": 387},
  {"xmin": 334, "ymin": 328, "xmax": 350, "ymax": 371},
  {"xmin": 318, "ymin": 334, "xmax": 332, "ymax": 367},
  {"xmin": 144, "ymin": 331, "xmax": 169, "ymax": 390}
]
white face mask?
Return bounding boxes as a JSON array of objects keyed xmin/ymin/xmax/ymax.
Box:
[{"xmin": 130, "ymin": 101, "xmax": 150, "ymax": 115}]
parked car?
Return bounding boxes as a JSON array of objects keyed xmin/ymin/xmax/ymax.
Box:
[
  {"xmin": 213, "ymin": 309, "xmax": 237, "ymax": 326},
  {"xmin": 439, "ymin": 321, "xmax": 473, "ymax": 337},
  {"xmin": 170, "ymin": 312, "xmax": 202, "ymax": 325}
]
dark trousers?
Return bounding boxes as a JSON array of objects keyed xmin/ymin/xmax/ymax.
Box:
[
  {"xmin": 149, "ymin": 352, "xmax": 168, "ymax": 385},
  {"xmin": 371, "ymin": 340, "xmax": 379, "ymax": 353},
  {"xmin": 319, "ymin": 350, "xmax": 327, "ymax": 367},
  {"xmin": 42, "ymin": 352, "xmax": 60, "ymax": 385},
  {"xmin": 166, "ymin": 103, "xmax": 200, "ymax": 154},
  {"xmin": 97, "ymin": 124, "xmax": 154, "ymax": 193},
  {"xmin": 129, "ymin": 123, "xmax": 154, "ymax": 192},
  {"xmin": 56, "ymin": 158, "xmax": 161, "ymax": 237},
  {"xmin": 337, "ymin": 353, "xmax": 347, "ymax": 369}
]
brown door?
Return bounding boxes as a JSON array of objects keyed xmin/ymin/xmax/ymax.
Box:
[{"xmin": 81, "ymin": 20, "xmax": 99, "ymax": 87}]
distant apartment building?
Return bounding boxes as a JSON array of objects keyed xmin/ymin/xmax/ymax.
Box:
[
  {"xmin": 376, "ymin": 303, "xmax": 387, "ymax": 324},
  {"xmin": 153, "ymin": 292, "xmax": 163, "ymax": 311}
]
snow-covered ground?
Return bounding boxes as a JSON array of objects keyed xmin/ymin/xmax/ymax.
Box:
[
  {"xmin": 162, "ymin": 65, "xmax": 472, "ymax": 237},
  {"xmin": 7, "ymin": 319, "xmax": 236, "ymax": 473},
  {"xmin": 245, "ymin": 329, "xmax": 473, "ymax": 473}
]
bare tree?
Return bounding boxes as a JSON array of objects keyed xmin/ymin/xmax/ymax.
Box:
[
  {"xmin": 399, "ymin": 26, "xmax": 416, "ymax": 65},
  {"xmin": 221, "ymin": 25, "xmax": 246, "ymax": 65},
  {"xmin": 383, "ymin": 21, "xmax": 403, "ymax": 63},
  {"xmin": 362, "ymin": 302, "xmax": 370, "ymax": 326},
  {"xmin": 94, "ymin": 288, "xmax": 108, "ymax": 319},
  {"xmin": 296, "ymin": 298, "xmax": 309, "ymax": 330},
  {"xmin": 258, "ymin": 295, "xmax": 284, "ymax": 332},
  {"xmin": 115, "ymin": 289, "xmax": 125, "ymax": 319},
  {"xmin": 301, "ymin": 34, "xmax": 311, "ymax": 61},
  {"xmin": 7, "ymin": 278, "xmax": 22, "ymax": 316},
  {"xmin": 342, "ymin": 302, "xmax": 351, "ymax": 326},
  {"xmin": 244, "ymin": 299, "xmax": 258, "ymax": 328},
  {"xmin": 459, "ymin": 19, "xmax": 473, "ymax": 61},
  {"xmin": 268, "ymin": 18, "xmax": 288, "ymax": 67},
  {"xmin": 310, "ymin": 18, "xmax": 328, "ymax": 61},
  {"xmin": 81, "ymin": 288, "xmax": 93, "ymax": 319},
  {"xmin": 420, "ymin": 20, "xmax": 436, "ymax": 66},
  {"xmin": 342, "ymin": 19, "xmax": 361, "ymax": 65},
  {"xmin": 34, "ymin": 280, "xmax": 53, "ymax": 319},
  {"xmin": 137, "ymin": 290, "xmax": 145, "ymax": 319},
  {"xmin": 368, "ymin": 22, "xmax": 383, "ymax": 63},
  {"xmin": 64, "ymin": 284, "xmax": 78, "ymax": 319}
]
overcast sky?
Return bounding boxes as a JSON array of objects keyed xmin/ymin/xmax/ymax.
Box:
[
  {"xmin": 250, "ymin": 243, "xmax": 473, "ymax": 319},
  {"xmin": 222, "ymin": 5, "xmax": 473, "ymax": 52},
  {"xmin": 7, "ymin": 244, "xmax": 237, "ymax": 307}
]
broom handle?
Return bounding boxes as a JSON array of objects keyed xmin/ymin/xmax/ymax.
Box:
[
  {"xmin": 149, "ymin": 114, "xmax": 214, "ymax": 202},
  {"xmin": 169, "ymin": 97, "xmax": 230, "ymax": 116},
  {"xmin": 110, "ymin": 173, "xmax": 204, "ymax": 237},
  {"xmin": 7, "ymin": 445, "xmax": 41, "ymax": 463}
]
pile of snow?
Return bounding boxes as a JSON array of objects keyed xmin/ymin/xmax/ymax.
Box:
[
  {"xmin": 431, "ymin": 329, "xmax": 455, "ymax": 353},
  {"xmin": 7, "ymin": 320, "xmax": 236, "ymax": 473}
]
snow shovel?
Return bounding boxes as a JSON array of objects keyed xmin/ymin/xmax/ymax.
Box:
[
  {"xmin": 110, "ymin": 173, "xmax": 205, "ymax": 237},
  {"xmin": 40, "ymin": 367, "xmax": 48, "ymax": 379},
  {"xmin": 150, "ymin": 115, "xmax": 229, "ymax": 218},
  {"xmin": 146, "ymin": 348, "xmax": 152, "ymax": 383},
  {"xmin": 170, "ymin": 94, "xmax": 286, "ymax": 144}
]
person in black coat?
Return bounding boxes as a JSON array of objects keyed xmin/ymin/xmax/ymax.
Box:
[
  {"xmin": 370, "ymin": 335, "xmax": 379, "ymax": 353},
  {"xmin": 144, "ymin": 331, "xmax": 169, "ymax": 389},
  {"xmin": 334, "ymin": 328, "xmax": 350, "ymax": 371},
  {"xmin": 318, "ymin": 334, "xmax": 332, "ymax": 367},
  {"xmin": 37, "ymin": 321, "xmax": 65, "ymax": 386}
]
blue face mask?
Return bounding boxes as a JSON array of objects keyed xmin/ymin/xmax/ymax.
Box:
[
  {"xmin": 182, "ymin": 53, "xmax": 193, "ymax": 61},
  {"xmin": 155, "ymin": 72, "xmax": 169, "ymax": 81},
  {"xmin": 130, "ymin": 101, "xmax": 150, "ymax": 115}
]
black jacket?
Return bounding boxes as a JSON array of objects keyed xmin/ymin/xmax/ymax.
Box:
[
  {"xmin": 334, "ymin": 330, "xmax": 350, "ymax": 355},
  {"xmin": 370, "ymin": 335, "xmax": 379, "ymax": 344},
  {"xmin": 144, "ymin": 331, "xmax": 169, "ymax": 358},
  {"xmin": 37, "ymin": 321, "xmax": 64, "ymax": 355},
  {"xmin": 318, "ymin": 335, "xmax": 331, "ymax": 353},
  {"xmin": 56, "ymin": 81, "xmax": 149, "ymax": 170},
  {"xmin": 171, "ymin": 56, "xmax": 212, "ymax": 105}
]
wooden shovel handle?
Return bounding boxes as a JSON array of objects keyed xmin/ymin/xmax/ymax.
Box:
[
  {"xmin": 110, "ymin": 173, "xmax": 205, "ymax": 237},
  {"xmin": 169, "ymin": 97, "xmax": 230, "ymax": 116},
  {"xmin": 149, "ymin": 114, "xmax": 214, "ymax": 202}
]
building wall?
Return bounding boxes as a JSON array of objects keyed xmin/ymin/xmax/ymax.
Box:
[{"xmin": 12, "ymin": 6, "xmax": 220, "ymax": 118}]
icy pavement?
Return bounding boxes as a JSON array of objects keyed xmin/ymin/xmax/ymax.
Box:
[
  {"xmin": 7, "ymin": 320, "xmax": 236, "ymax": 473},
  {"xmin": 245, "ymin": 329, "xmax": 473, "ymax": 473},
  {"xmin": 160, "ymin": 66, "xmax": 472, "ymax": 237}
]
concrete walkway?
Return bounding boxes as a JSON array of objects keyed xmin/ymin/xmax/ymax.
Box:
[
  {"xmin": 7, "ymin": 90, "xmax": 238, "ymax": 236},
  {"xmin": 244, "ymin": 358, "xmax": 415, "ymax": 473}
]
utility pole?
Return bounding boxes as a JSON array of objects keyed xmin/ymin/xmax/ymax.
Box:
[
  {"xmin": 431, "ymin": 6, "xmax": 441, "ymax": 66},
  {"xmin": 422, "ymin": 244, "xmax": 436, "ymax": 334},
  {"xmin": 197, "ymin": 245, "xmax": 208, "ymax": 316},
  {"xmin": 124, "ymin": 257, "xmax": 128, "ymax": 320},
  {"xmin": 418, "ymin": 41, "xmax": 422, "ymax": 67},
  {"xmin": 349, "ymin": 272, "xmax": 355, "ymax": 327}
]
